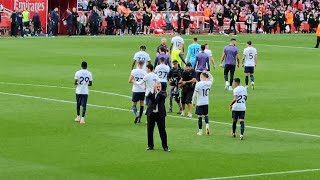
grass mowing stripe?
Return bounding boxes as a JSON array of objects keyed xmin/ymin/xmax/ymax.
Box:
[
  {"xmin": 195, "ymin": 168, "xmax": 320, "ymax": 180},
  {"xmin": 1, "ymin": 90, "xmax": 320, "ymax": 139}
]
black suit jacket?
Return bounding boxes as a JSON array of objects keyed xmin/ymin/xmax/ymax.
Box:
[{"xmin": 147, "ymin": 91, "xmax": 167, "ymax": 118}]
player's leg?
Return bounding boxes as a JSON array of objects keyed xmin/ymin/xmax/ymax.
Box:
[
  {"xmin": 138, "ymin": 99, "xmax": 145, "ymax": 123},
  {"xmin": 132, "ymin": 93, "xmax": 139, "ymax": 124},
  {"xmin": 239, "ymin": 111, "xmax": 246, "ymax": 140},
  {"xmin": 250, "ymin": 67, "xmax": 255, "ymax": 89},
  {"xmin": 80, "ymin": 95, "xmax": 88, "ymax": 124},
  {"xmin": 244, "ymin": 67, "xmax": 249, "ymax": 88},
  {"xmin": 75, "ymin": 94, "xmax": 81, "ymax": 122},
  {"xmin": 231, "ymin": 111, "xmax": 238, "ymax": 137},
  {"xmin": 195, "ymin": 106, "xmax": 202, "ymax": 135},
  {"xmin": 181, "ymin": 89, "xmax": 186, "ymax": 116},
  {"xmin": 229, "ymin": 65, "xmax": 236, "ymax": 90},
  {"xmin": 224, "ymin": 65, "xmax": 230, "ymax": 90},
  {"xmin": 204, "ymin": 105, "xmax": 210, "ymax": 135}
]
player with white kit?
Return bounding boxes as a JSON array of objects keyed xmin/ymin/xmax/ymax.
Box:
[
  {"xmin": 242, "ymin": 41, "xmax": 257, "ymax": 89},
  {"xmin": 154, "ymin": 57, "xmax": 170, "ymax": 91},
  {"xmin": 229, "ymin": 78, "xmax": 247, "ymax": 140},
  {"xmin": 74, "ymin": 61, "xmax": 93, "ymax": 124},
  {"xmin": 132, "ymin": 45, "xmax": 151, "ymax": 71},
  {"xmin": 192, "ymin": 71, "xmax": 214, "ymax": 136},
  {"xmin": 129, "ymin": 61, "xmax": 147, "ymax": 124},
  {"xmin": 170, "ymin": 35, "xmax": 184, "ymax": 53},
  {"xmin": 136, "ymin": 64, "xmax": 159, "ymax": 107}
]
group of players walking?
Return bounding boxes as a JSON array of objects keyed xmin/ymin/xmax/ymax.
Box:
[{"xmin": 128, "ymin": 35, "xmax": 258, "ymax": 145}]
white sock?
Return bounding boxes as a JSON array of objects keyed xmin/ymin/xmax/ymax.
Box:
[
  {"xmin": 77, "ymin": 115, "xmax": 80, "ymax": 119},
  {"xmin": 81, "ymin": 117, "xmax": 85, "ymax": 121},
  {"xmin": 226, "ymin": 81, "xmax": 229, "ymax": 85},
  {"xmin": 199, "ymin": 129, "xmax": 203, "ymax": 134},
  {"xmin": 206, "ymin": 123, "xmax": 209, "ymax": 129}
]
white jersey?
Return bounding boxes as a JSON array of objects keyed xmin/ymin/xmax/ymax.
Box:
[
  {"xmin": 243, "ymin": 47, "xmax": 257, "ymax": 67},
  {"xmin": 133, "ymin": 51, "xmax": 151, "ymax": 70},
  {"xmin": 142, "ymin": 72, "xmax": 159, "ymax": 96},
  {"xmin": 204, "ymin": 49, "xmax": 212, "ymax": 57},
  {"xmin": 131, "ymin": 68, "xmax": 147, "ymax": 92},
  {"xmin": 193, "ymin": 73, "xmax": 214, "ymax": 106},
  {"xmin": 74, "ymin": 69, "xmax": 93, "ymax": 95},
  {"xmin": 232, "ymin": 86, "xmax": 247, "ymax": 111},
  {"xmin": 154, "ymin": 64, "xmax": 170, "ymax": 83},
  {"xmin": 171, "ymin": 36, "xmax": 184, "ymax": 51}
]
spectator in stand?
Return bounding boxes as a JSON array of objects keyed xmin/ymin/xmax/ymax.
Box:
[
  {"xmin": 16, "ymin": 9, "xmax": 23, "ymax": 37},
  {"xmin": 177, "ymin": 10, "xmax": 182, "ymax": 34},
  {"xmin": 157, "ymin": 0, "xmax": 166, "ymax": 11},
  {"xmin": 127, "ymin": 12, "xmax": 136, "ymax": 35},
  {"xmin": 246, "ymin": 10, "xmax": 254, "ymax": 34},
  {"xmin": 88, "ymin": 0, "xmax": 95, "ymax": 11},
  {"xmin": 228, "ymin": 9, "xmax": 237, "ymax": 35},
  {"xmin": 166, "ymin": 12, "xmax": 172, "ymax": 32},
  {"xmin": 286, "ymin": 9, "xmax": 293, "ymax": 33},
  {"xmin": 83, "ymin": 0, "xmax": 89, "ymax": 11},
  {"xmin": 256, "ymin": 8, "xmax": 263, "ymax": 33},
  {"xmin": 278, "ymin": 10, "xmax": 286, "ymax": 33},
  {"xmin": 183, "ymin": 11, "xmax": 191, "ymax": 35},
  {"xmin": 217, "ymin": 10, "xmax": 224, "ymax": 34},
  {"xmin": 150, "ymin": 1, "xmax": 157, "ymax": 12},
  {"xmin": 114, "ymin": 11, "xmax": 122, "ymax": 35},
  {"xmin": 271, "ymin": 10, "xmax": 278, "ymax": 34},
  {"xmin": 106, "ymin": 12, "xmax": 115, "ymax": 35},
  {"xmin": 294, "ymin": 10, "xmax": 301, "ymax": 33},
  {"xmin": 166, "ymin": 0, "xmax": 173, "ymax": 11},
  {"xmin": 208, "ymin": 10, "xmax": 215, "ymax": 35},
  {"xmin": 32, "ymin": 11, "xmax": 41, "ymax": 36},
  {"xmin": 136, "ymin": 11, "xmax": 143, "ymax": 34},
  {"xmin": 120, "ymin": 12, "xmax": 126, "ymax": 35},
  {"xmin": 188, "ymin": 0, "xmax": 196, "ymax": 12},
  {"xmin": 143, "ymin": 8, "xmax": 152, "ymax": 35},
  {"xmin": 78, "ymin": 12, "xmax": 87, "ymax": 35},
  {"xmin": 89, "ymin": 6, "xmax": 99, "ymax": 35},
  {"xmin": 10, "ymin": 9, "xmax": 17, "ymax": 37},
  {"xmin": 72, "ymin": 8, "xmax": 79, "ymax": 35},
  {"xmin": 63, "ymin": 9, "xmax": 73, "ymax": 36}
]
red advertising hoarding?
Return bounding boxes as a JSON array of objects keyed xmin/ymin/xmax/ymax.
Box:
[{"xmin": 0, "ymin": 0, "xmax": 48, "ymax": 32}]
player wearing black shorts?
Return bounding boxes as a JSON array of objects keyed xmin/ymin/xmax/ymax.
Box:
[
  {"xmin": 179, "ymin": 62, "xmax": 196, "ymax": 118},
  {"xmin": 229, "ymin": 78, "xmax": 247, "ymax": 140}
]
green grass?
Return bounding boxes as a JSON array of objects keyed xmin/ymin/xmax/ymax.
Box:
[{"xmin": 0, "ymin": 34, "xmax": 320, "ymax": 180}]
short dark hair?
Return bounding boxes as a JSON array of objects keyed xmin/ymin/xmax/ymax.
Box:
[
  {"xmin": 140, "ymin": 45, "xmax": 146, "ymax": 50},
  {"xmin": 160, "ymin": 46, "xmax": 166, "ymax": 52},
  {"xmin": 193, "ymin": 37, "xmax": 198, "ymax": 42},
  {"xmin": 201, "ymin": 45, "xmax": 205, "ymax": 51},
  {"xmin": 231, "ymin": 38, "xmax": 236, "ymax": 41},
  {"xmin": 234, "ymin": 78, "xmax": 241, "ymax": 83},
  {"xmin": 201, "ymin": 72, "xmax": 209, "ymax": 78},
  {"xmin": 81, "ymin": 61, "xmax": 87, "ymax": 69},
  {"xmin": 247, "ymin": 41, "xmax": 252, "ymax": 45},
  {"xmin": 204, "ymin": 43, "xmax": 208, "ymax": 46},
  {"xmin": 146, "ymin": 64, "xmax": 154, "ymax": 71},
  {"xmin": 160, "ymin": 57, "xmax": 165, "ymax": 63}
]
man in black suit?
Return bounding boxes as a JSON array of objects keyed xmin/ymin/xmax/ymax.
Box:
[{"xmin": 146, "ymin": 82, "xmax": 170, "ymax": 152}]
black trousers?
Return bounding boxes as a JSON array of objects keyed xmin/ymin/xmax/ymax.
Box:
[
  {"xmin": 246, "ymin": 24, "xmax": 252, "ymax": 33},
  {"xmin": 51, "ymin": 22, "xmax": 58, "ymax": 36},
  {"xmin": 209, "ymin": 21, "xmax": 214, "ymax": 33},
  {"xmin": 16, "ymin": 23, "xmax": 23, "ymax": 37},
  {"xmin": 90, "ymin": 22, "xmax": 98, "ymax": 35},
  {"xmin": 147, "ymin": 112, "xmax": 168, "ymax": 149},
  {"xmin": 316, "ymin": 37, "xmax": 320, "ymax": 48},
  {"xmin": 256, "ymin": 20, "xmax": 261, "ymax": 33},
  {"xmin": 106, "ymin": 26, "xmax": 114, "ymax": 35},
  {"xmin": 11, "ymin": 23, "xmax": 16, "ymax": 36},
  {"xmin": 33, "ymin": 22, "xmax": 40, "ymax": 35},
  {"xmin": 229, "ymin": 22, "xmax": 236, "ymax": 34},
  {"xmin": 177, "ymin": 21, "xmax": 181, "ymax": 34},
  {"xmin": 67, "ymin": 24, "xmax": 72, "ymax": 36}
]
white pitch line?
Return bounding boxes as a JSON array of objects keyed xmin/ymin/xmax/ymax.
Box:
[
  {"xmin": 0, "ymin": 88, "xmax": 320, "ymax": 139},
  {"xmin": 0, "ymin": 82, "xmax": 131, "ymax": 99},
  {"xmin": 195, "ymin": 168, "xmax": 320, "ymax": 180}
]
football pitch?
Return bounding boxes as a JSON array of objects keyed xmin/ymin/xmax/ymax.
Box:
[{"xmin": 1, "ymin": 34, "xmax": 320, "ymax": 180}]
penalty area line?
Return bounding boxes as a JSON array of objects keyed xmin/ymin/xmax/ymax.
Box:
[
  {"xmin": 0, "ymin": 90, "xmax": 320, "ymax": 139},
  {"xmin": 195, "ymin": 168, "xmax": 320, "ymax": 180}
]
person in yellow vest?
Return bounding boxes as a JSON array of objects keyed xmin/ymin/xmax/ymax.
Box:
[
  {"xmin": 22, "ymin": 8, "xmax": 30, "ymax": 36},
  {"xmin": 171, "ymin": 43, "xmax": 186, "ymax": 68},
  {"xmin": 315, "ymin": 24, "xmax": 320, "ymax": 48}
]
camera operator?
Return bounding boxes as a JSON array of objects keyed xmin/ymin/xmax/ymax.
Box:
[{"xmin": 167, "ymin": 60, "xmax": 183, "ymax": 114}]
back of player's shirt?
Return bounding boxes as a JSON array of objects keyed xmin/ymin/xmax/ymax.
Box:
[
  {"xmin": 143, "ymin": 72, "xmax": 159, "ymax": 95},
  {"xmin": 194, "ymin": 76, "xmax": 213, "ymax": 106},
  {"xmin": 155, "ymin": 64, "xmax": 170, "ymax": 83},
  {"xmin": 75, "ymin": 69, "xmax": 93, "ymax": 95},
  {"xmin": 133, "ymin": 51, "xmax": 151, "ymax": 70},
  {"xmin": 204, "ymin": 49, "xmax": 212, "ymax": 57},
  {"xmin": 232, "ymin": 86, "xmax": 247, "ymax": 111},
  {"xmin": 243, "ymin": 47, "xmax": 257, "ymax": 67},
  {"xmin": 187, "ymin": 43, "xmax": 201, "ymax": 63},
  {"xmin": 131, "ymin": 69, "xmax": 146, "ymax": 92},
  {"xmin": 171, "ymin": 36, "xmax": 184, "ymax": 50},
  {"xmin": 195, "ymin": 52, "xmax": 210, "ymax": 72}
]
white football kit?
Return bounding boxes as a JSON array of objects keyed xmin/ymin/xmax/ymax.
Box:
[
  {"xmin": 243, "ymin": 47, "xmax": 257, "ymax": 67},
  {"xmin": 131, "ymin": 68, "xmax": 147, "ymax": 92},
  {"xmin": 204, "ymin": 49, "xmax": 212, "ymax": 57},
  {"xmin": 232, "ymin": 86, "xmax": 247, "ymax": 111},
  {"xmin": 133, "ymin": 51, "xmax": 151, "ymax": 70},
  {"xmin": 141, "ymin": 72, "xmax": 159, "ymax": 96},
  {"xmin": 74, "ymin": 69, "xmax": 93, "ymax": 95},
  {"xmin": 171, "ymin": 36, "xmax": 184, "ymax": 51},
  {"xmin": 154, "ymin": 64, "xmax": 170, "ymax": 83},
  {"xmin": 193, "ymin": 73, "xmax": 214, "ymax": 106}
]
